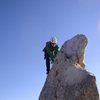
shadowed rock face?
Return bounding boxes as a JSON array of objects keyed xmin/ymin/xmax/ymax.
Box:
[{"xmin": 39, "ymin": 34, "xmax": 99, "ymax": 100}]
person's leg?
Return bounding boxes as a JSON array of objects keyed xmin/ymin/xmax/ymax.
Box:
[{"xmin": 46, "ymin": 57, "xmax": 50, "ymax": 74}]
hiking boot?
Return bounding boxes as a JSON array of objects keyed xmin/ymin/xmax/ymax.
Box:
[{"xmin": 46, "ymin": 71, "xmax": 49, "ymax": 74}]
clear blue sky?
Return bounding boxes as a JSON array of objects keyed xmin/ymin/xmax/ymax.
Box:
[{"xmin": 0, "ymin": 0, "xmax": 100, "ymax": 100}]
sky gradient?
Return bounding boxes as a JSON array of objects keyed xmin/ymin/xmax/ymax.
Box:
[{"xmin": 0, "ymin": 0, "xmax": 100, "ymax": 100}]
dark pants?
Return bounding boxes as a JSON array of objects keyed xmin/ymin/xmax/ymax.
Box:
[
  {"xmin": 44, "ymin": 50, "xmax": 50, "ymax": 74},
  {"xmin": 45, "ymin": 56, "xmax": 50, "ymax": 74}
]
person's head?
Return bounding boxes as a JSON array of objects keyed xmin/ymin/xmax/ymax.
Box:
[{"xmin": 50, "ymin": 37, "xmax": 57, "ymax": 47}]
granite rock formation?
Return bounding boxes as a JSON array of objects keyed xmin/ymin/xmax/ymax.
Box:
[{"xmin": 39, "ymin": 34, "xmax": 99, "ymax": 100}]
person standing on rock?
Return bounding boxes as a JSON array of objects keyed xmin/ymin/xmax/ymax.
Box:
[{"xmin": 43, "ymin": 37, "xmax": 59, "ymax": 74}]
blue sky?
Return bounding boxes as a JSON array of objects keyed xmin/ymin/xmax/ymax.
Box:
[{"xmin": 0, "ymin": 0, "xmax": 100, "ymax": 100}]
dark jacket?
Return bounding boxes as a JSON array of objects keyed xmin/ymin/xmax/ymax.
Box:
[{"xmin": 43, "ymin": 41, "xmax": 59, "ymax": 62}]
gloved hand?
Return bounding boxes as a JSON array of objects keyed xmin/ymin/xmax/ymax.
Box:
[
  {"xmin": 51, "ymin": 58, "xmax": 54, "ymax": 64},
  {"xmin": 51, "ymin": 60, "xmax": 53, "ymax": 64}
]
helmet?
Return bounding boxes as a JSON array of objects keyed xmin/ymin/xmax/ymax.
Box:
[{"xmin": 50, "ymin": 37, "xmax": 57, "ymax": 44}]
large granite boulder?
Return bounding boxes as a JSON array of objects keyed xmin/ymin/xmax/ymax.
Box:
[{"xmin": 39, "ymin": 34, "xmax": 99, "ymax": 100}]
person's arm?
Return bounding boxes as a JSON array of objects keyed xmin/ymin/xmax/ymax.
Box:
[{"xmin": 54, "ymin": 45, "xmax": 59, "ymax": 57}]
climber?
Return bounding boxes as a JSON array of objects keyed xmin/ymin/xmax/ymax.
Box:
[{"xmin": 43, "ymin": 37, "xmax": 59, "ymax": 74}]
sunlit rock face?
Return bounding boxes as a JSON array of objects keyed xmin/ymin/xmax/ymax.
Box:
[
  {"xmin": 60, "ymin": 34, "xmax": 88, "ymax": 68},
  {"xmin": 39, "ymin": 34, "xmax": 99, "ymax": 100}
]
